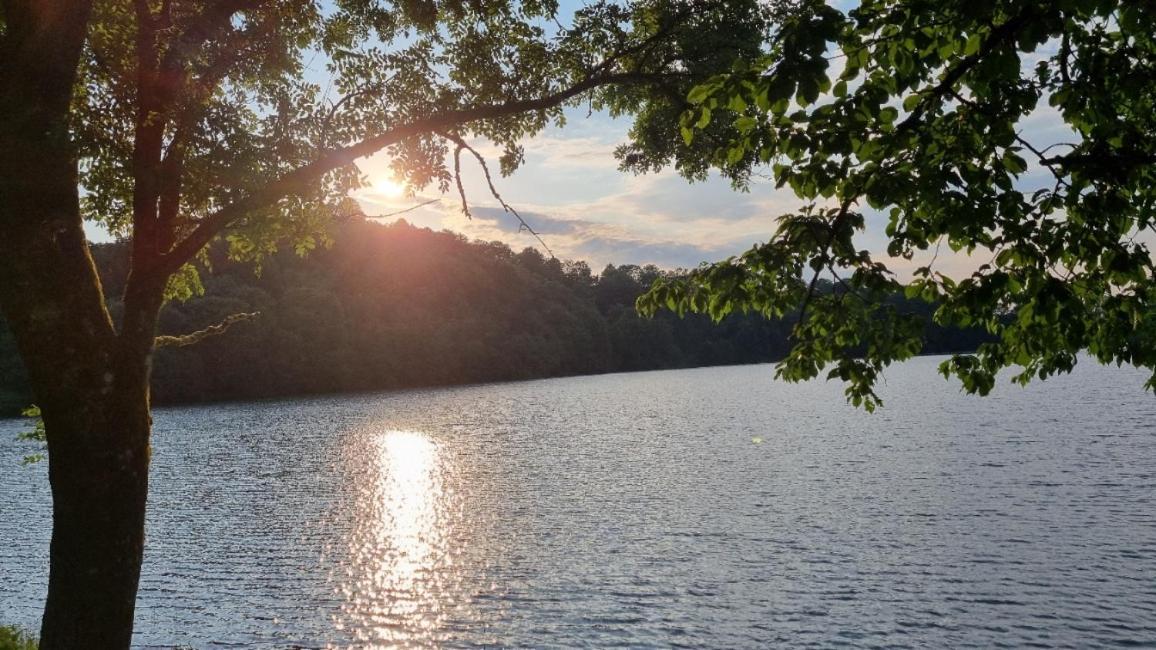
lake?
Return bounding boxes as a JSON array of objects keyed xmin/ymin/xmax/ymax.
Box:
[{"xmin": 2, "ymin": 357, "xmax": 1155, "ymax": 648}]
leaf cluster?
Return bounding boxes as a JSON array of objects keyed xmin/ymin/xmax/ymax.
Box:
[
  {"xmin": 639, "ymin": 0, "xmax": 1156, "ymax": 405},
  {"xmin": 15, "ymin": 404, "xmax": 46, "ymax": 465}
]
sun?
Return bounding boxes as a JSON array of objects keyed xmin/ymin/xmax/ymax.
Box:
[{"xmin": 370, "ymin": 175, "xmax": 405, "ymax": 198}]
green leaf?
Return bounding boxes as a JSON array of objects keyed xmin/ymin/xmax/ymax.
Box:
[
  {"xmin": 695, "ymin": 106, "xmax": 712, "ymax": 129},
  {"xmin": 1002, "ymin": 152, "xmax": 1027, "ymax": 174},
  {"xmin": 964, "ymin": 33, "xmax": 982, "ymax": 56},
  {"xmin": 734, "ymin": 116, "xmax": 758, "ymax": 133},
  {"xmin": 687, "ymin": 84, "xmax": 714, "ymax": 105}
]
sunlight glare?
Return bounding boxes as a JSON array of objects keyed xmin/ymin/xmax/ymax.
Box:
[
  {"xmin": 337, "ymin": 429, "xmax": 449, "ymax": 648},
  {"xmin": 370, "ymin": 175, "xmax": 405, "ymax": 198}
]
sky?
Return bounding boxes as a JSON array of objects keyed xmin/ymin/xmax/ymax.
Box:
[
  {"xmin": 351, "ymin": 102, "xmax": 1044, "ymax": 279},
  {"xmin": 351, "ymin": 0, "xmax": 824, "ymax": 273},
  {"xmin": 352, "ymin": 109, "xmax": 804, "ymax": 272}
]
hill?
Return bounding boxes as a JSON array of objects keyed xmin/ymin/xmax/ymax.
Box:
[{"xmin": 0, "ymin": 217, "xmax": 992, "ymax": 413}]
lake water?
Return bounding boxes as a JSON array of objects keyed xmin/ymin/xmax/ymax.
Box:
[{"xmin": 2, "ymin": 357, "xmax": 1156, "ymax": 648}]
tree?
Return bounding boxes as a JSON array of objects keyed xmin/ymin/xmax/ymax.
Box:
[
  {"xmin": 636, "ymin": 0, "xmax": 1156, "ymax": 409},
  {"xmin": 0, "ymin": 0, "xmax": 772, "ymax": 646}
]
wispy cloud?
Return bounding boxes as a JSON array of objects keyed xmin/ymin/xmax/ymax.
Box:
[{"xmin": 442, "ymin": 205, "xmax": 749, "ymax": 268}]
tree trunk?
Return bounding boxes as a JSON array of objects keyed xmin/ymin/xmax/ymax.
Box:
[
  {"xmin": 0, "ymin": 149, "xmax": 159, "ymax": 647},
  {"xmin": 1, "ymin": 3, "xmax": 160, "ymax": 647},
  {"xmin": 38, "ymin": 386, "xmax": 153, "ymax": 650},
  {"xmin": 0, "ymin": 221, "xmax": 160, "ymax": 649}
]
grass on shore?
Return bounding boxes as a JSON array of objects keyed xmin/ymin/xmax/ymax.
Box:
[{"xmin": 0, "ymin": 626, "xmax": 37, "ymax": 650}]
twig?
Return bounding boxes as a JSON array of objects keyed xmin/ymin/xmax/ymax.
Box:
[
  {"xmin": 375, "ymin": 198, "xmax": 440, "ymax": 218},
  {"xmin": 441, "ymin": 132, "xmax": 555, "ymax": 258},
  {"xmin": 797, "ymin": 198, "xmax": 855, "ymax": 330}
]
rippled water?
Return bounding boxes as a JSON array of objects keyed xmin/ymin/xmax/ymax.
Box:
[{"xmin": 2, "ymin": 357, "xmax": 1156, "ymax": 648}]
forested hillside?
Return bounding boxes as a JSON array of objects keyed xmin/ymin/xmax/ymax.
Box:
[{"xmin": 0, "ymin": 217, "xmax": 992, "ymax": 413}]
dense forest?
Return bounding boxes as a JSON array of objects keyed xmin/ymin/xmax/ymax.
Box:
[{"xmin": 0, "ymin": 217, "xmax": 993, "ymax": 414}]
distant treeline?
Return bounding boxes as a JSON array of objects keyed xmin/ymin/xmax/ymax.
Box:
[{"xmin": 0, "ymin": 218, "xmax": 993, "ymax": 413}]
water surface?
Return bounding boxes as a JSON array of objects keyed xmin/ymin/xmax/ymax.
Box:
[{"xmin": 2, "ymin": 358, "xmax": 1155, "ymax": 648}]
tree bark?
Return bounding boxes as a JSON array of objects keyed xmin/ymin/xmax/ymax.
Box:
[{"xmin": 37, "ymin": 390, "xmax": 153, "ymax": 650}]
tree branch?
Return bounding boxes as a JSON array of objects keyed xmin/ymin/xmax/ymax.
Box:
[
  {"xmin": 153, "ymin": 14, "xmax": 280, "ymax": 255},
  {"xmin": 131, "ymin": 0, "xmax": 165, "ymax": 260},
  {"xmin": 152, "ymin": 69, "xmax": 669, "ymax": 277},
  {"xmin": 155, "ymin": 311, "xmax": 259, "ymax": 348},
  {"xmin": 375, "ymin": 198, "xmax": 440, "ymax": 218},
  {"xmin": 442, "ymin": 131, "xmax": 554, "ymax": 258},
  {"xmin": 796, "ymin": 198, "xmax": 855, "ymax": 332},
  {"xmin": 894, "ymin": 5, "xmax": 1036, "ymax": 136}
]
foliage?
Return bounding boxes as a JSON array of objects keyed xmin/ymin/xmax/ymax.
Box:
[
  {"xmin": 636, "ymin": 0, "xmax": 1156, "ymax": 408},
  {"xmin": 0, "ymin": 626, "xmax": 37, "ymax": 650},
  {"xmin": 15, "ymin": 405, "xmax": 45, "ymax": 465},
  {"xmin": 72, "ymin": 0, "xmax": 775, "ymax": 285},
  {"xmin": 0, "ymin": 217, "xmax": 992, "ymax": 409}
]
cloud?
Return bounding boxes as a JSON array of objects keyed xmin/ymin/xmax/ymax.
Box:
[
  {"xmin": 444, "ymin": 205, "xmax": 753, "ymax": 269},
  {"xmin": 520, "ymin": 134, "xmax": 621, "ymax": 170}
]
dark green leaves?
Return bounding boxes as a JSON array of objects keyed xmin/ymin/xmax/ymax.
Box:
[
  {"xmin": 16, "ymin": 405, "xmax": 46, "ymax": 465},
  {"xmin": 638, "ymin": 0, "xmax": 1156, "ymax": 406}
]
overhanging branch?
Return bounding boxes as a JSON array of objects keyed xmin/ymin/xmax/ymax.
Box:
[
  {"xmin": 894, "ymin": 5, "xmax": 1036, "ymax": 137},
  {"xmin": 155, "ymin": 311, "xmax": 259, "ymax": 348},
  {"xmin": 443, "ymin": 131, "xmax": 555, "ymax": 258},
  {"xmin": 152, "ymin": 69, "xmax": 669, "ymax": 278}
]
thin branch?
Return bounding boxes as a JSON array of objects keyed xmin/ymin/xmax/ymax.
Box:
[
  {"xmin": 375, "ymin": 198, "xmax": 440, "ymax": 218},
  {"xmin": 797, "ymin": 198, "xmax": 856, "ymax": 330},
  {"xmin": 453, "ymin": 143, "xmax": 468, "ymax": 215},
  {"xmin": 948, "ymin": 88, "xmax": 1073, "ymax": 190},
  {"xmin": 827, "ymin": 263, "xmax": 869, "ymax": 305},
  {"xmin": 442, "ymin": 131, "xmax": 554, "ymax": 258},
  {"xmin": 928, "ymin": 235, "xmax": 944, "ymax": 272},
  {"xmin": 155, "ymin": 311, "xmax": 259, "ymax": 348},
  {"xmin": 1014, "ymin": 130, "xmax": 1072, "ymax": 189},
  {"xmin": 1059, "ymin": 20, "xmax": 1072, "ymax": 86}
]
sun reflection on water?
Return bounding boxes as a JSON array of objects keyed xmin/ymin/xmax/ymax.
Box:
[{"xmin": 334, "ymin": 429, "xmax": 451, "ymax": 648}]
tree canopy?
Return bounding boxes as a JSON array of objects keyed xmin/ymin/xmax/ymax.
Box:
[
  {"xmin": 634, "ymin": 0, "xmax": 1156, "ymax": 409},
  {"xmin": 61, "ymin": 0, "xmax": 774, "ymax": 285}
]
